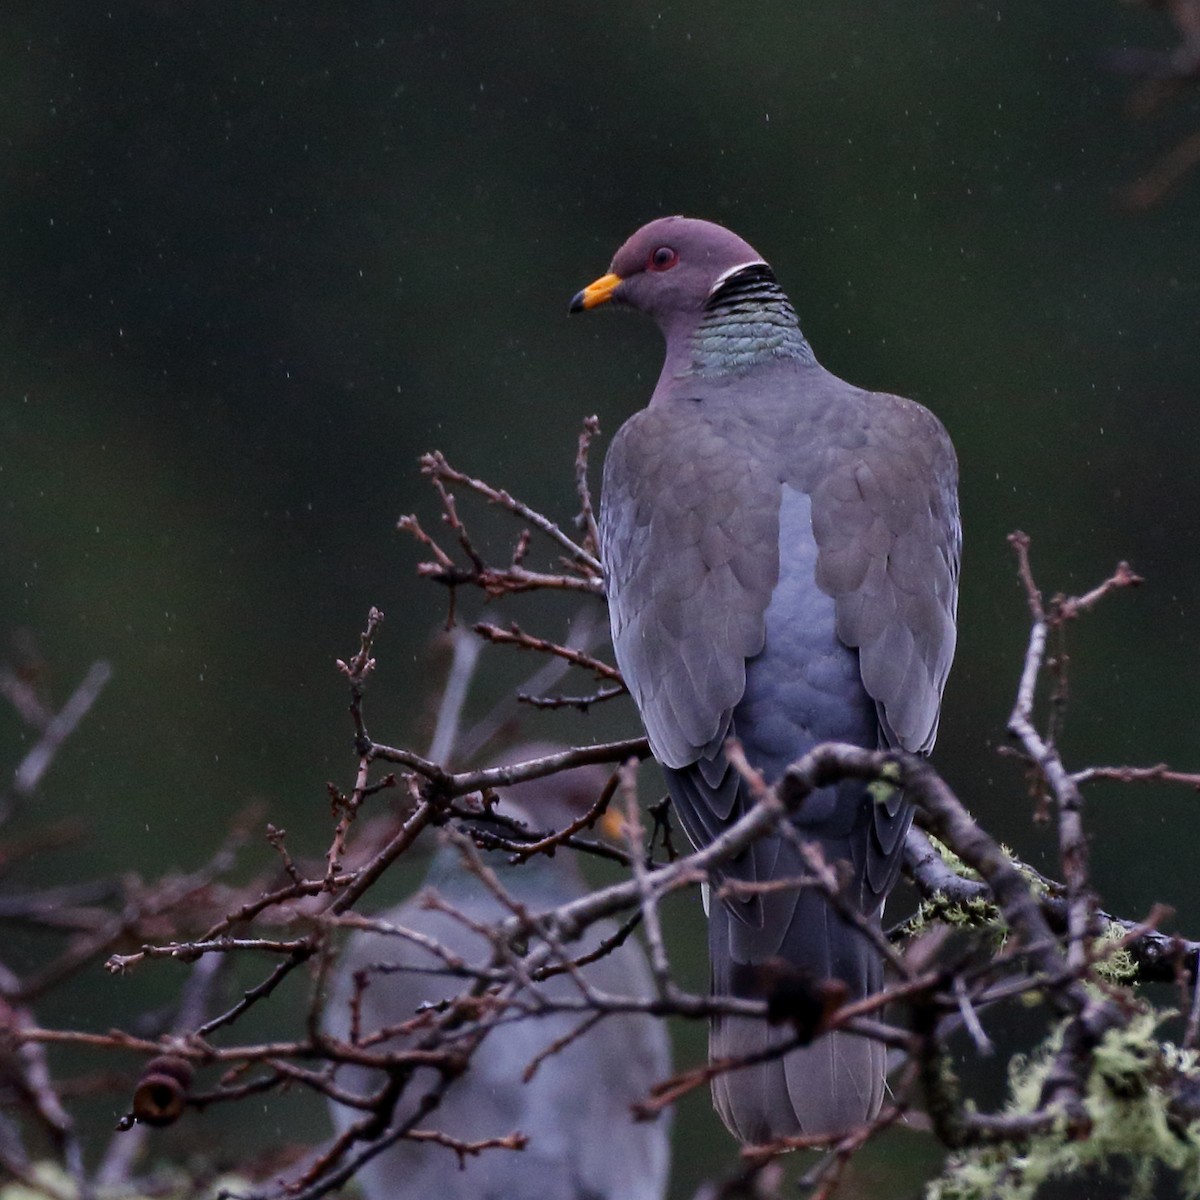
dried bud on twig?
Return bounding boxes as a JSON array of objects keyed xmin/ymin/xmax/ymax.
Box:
[{"xmin": 117, "ymin": 1054, "xmax": 194, "ymax": 1130}]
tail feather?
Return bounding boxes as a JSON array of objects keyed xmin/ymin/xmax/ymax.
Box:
[{"xmin": 708, "ymin": 881, "xmax": 885, "ymax": 1141}]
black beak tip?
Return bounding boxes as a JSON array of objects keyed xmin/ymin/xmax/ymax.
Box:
[{"xmin": 568, "ymin": 290, "xmax": 587, "ymax": 316}]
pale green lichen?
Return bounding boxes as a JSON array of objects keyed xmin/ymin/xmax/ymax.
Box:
[
  {"xmin": 894, "ymin": 830, "xmax": 1001, "ymax": 940},
  {"xmin": 895, "ymin": 888, "xmax": 1006, "ymax": 949},
  {"xmin": 1092, "ymin": 920, "xmax": 1139, "ymax": 984},
  {"xmin": 1007, "ymin": 848, "xmax": 1052, "ymax": 897},
  {"xmin": 868, "ymin": 777, "xmax": 898, "ymax": 807},
  {"xmin": 0, "ymin": 1164, "xmax": 255, "ymax": 1200},
  {"xmin": 926, "ymin": 833, "xmax": 981, "ymax": 882},
  {"xmin": 927, "ymin": 1009, "xmax": 1200, "ymax": 1200},
  {"xmin": 0, "ymin": 1162, "xmax": 76, "ymax": 1200}
]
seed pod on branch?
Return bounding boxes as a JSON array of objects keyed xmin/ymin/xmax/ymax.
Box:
[{"xmin": 116, "ymin": 1054, "xmax": 194, "ymax": 1130}]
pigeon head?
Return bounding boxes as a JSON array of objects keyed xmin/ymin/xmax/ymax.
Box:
[
  {"xmin": 491, "ymin": 742, "xmax": 611, "ymax": 833},
  {"xmin": 571, "ymin": 216, "xmax": 812, "ymax": 380},
  {"xmin": 435, "ymin": 745, "xmax": 615, "ymax": 886},
  {"xmin": 569, "ymin": 216, "xmax": 767, "ymax": 329}
]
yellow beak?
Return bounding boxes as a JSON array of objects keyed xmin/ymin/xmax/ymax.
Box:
[
  {"xmin": 569, "ymin": 272, "xmax": 622, "ymax": 314},
  {"xmin": 597, "ymin": 805, "xmax": 629, "ymax": 843}
]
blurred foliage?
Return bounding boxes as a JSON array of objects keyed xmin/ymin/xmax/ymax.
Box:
[{"xmin": 1, "ymin": 2, "xmax": 1198, "ymax": 1195}]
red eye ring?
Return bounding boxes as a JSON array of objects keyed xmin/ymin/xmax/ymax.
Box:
[{"xmin": 647, "ymin": 246, "xmax": 678, "ymax": 272}]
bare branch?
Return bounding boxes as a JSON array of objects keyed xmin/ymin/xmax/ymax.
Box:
[
  {"xmin": 473, "ymin": 620, "xmax": 624, "ymax": 683},
  {"xmin": 574, "ymin": 414, "xmax": 602, "ymax": 560},
  {"xmin": 6, "ymin": 660, "xmax": 112, "ymax": 813},
  {"xmin": 420, "ymin": 450, "xmax": 602, "ymax": 576}
]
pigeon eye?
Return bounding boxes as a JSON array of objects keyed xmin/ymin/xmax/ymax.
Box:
[{"xmin": 647, "ymin": 246, "xmax": 678, "ymax": 272}]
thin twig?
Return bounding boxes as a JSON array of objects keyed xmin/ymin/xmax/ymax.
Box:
[
  {"xmin": 574, "ymin": 415, "xmax": 602, "ymax": 560},
  {"xmin": 420, "ymin": 450, "xmax": 602, "ymax": 575},
  {"xmin": 8, "ymin": 659, "xmax": 112, "ymax": 805},
  {"xmin": 473, "ymin": 621, "xmax": 624, "ymax": 684}
]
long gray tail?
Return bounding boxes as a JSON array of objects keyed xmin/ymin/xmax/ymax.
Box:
[{"xmin": 708, "ymin": 883, "xmax": 885, "ymax": 1143}]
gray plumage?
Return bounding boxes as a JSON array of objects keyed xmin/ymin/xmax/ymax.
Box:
[
  {"xmin": 323, "ymin": 757, "xmax": 672, "ymax": 1198},
  {"xmin": 571, "ymin": 217, "xmax": 959, "ymax": 1142}
]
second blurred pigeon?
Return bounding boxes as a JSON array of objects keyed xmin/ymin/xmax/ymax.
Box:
[{"xmin": 323, "ymin": 750, "xmax": 672, "ymax": 1199}]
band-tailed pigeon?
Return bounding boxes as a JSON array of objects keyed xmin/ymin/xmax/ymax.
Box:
[
  {"xmin": 323, "ymin": 750, "xmax": 672, "ymax": 1199},
  {"xmin": 570, "ymin": 217, "xmax": 960, "ymax": 1142}
]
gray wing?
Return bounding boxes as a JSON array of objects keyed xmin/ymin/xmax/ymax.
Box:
[
  {"xmin": 601, "ymin": 402, "xmax": 781, "ymax": 771},
  {"xmin": 805, "ymin": 387, "xmax": 960, "ymax": 754},
  {"xmin": 799, "ymin": 380, "xmax": 959, "ymax": 901}
]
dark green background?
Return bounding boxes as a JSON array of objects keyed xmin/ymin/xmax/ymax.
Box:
[{"xmin": 2, "ymin": 3, "xmax": 1198, "ymax": 1195}]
